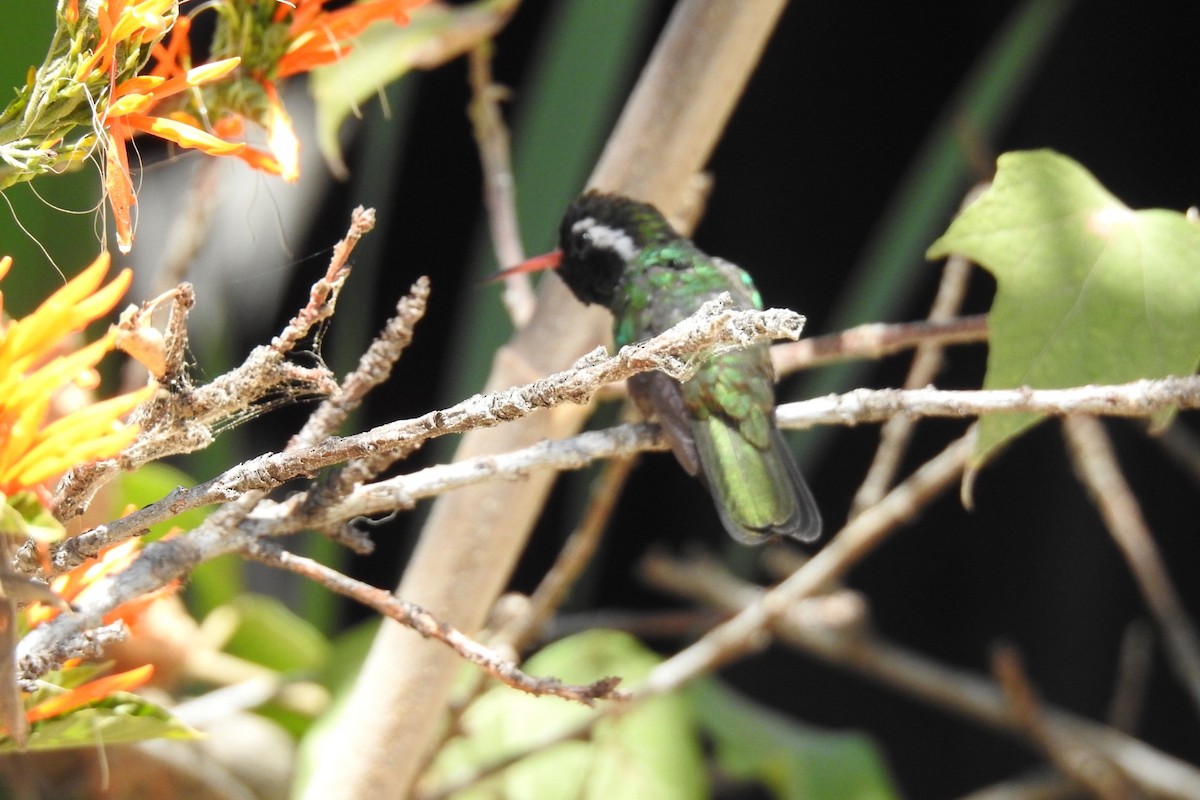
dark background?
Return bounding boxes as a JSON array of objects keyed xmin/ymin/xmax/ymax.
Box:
[{"xmin": 247, "ymin": 2, "xmax": 1200, "ymax": 797}]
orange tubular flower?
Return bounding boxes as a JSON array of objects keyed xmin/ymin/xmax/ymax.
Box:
[
  {"xmin": 23, "ymin": 665, "xmax": 156, "ymax": 725},
  {"xmin": 0, "ymin": 253, "xmax": 153, "ymax": 496},
  {"xmin": 275, "ymin": 0, "xmax": 429, "ymax": 78},
  {"xmin": 102, "ymin": 56, "xmax": 245, "ymax": 253},
  {"xmin": 209, "ymin": 0, "xmax": 429, "ymax": 183}
]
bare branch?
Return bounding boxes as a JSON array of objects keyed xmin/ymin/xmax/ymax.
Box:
[
  {"xmin": 273, "ymin": 206, "xmax": 374, "ymax": 356},
  {"xmin": 249, "ymin": 424, "xmax": 659, "ymax": 539},
  {"xmin": 48, "ymin": 299, "xmax": 795, "ymax": 570},
  {"xmin": 642, "ymin": 551, "xmax": 1200, "ymax": 799},
  {"xmin": 992, "ymin": 643, "xmax": 1138, "ymax": 799},
  {"xmin": 1063, "ymin": 415, "xmax": 1200, "ymax": 715},
  {"xmin": 49, "ymin": 209, "xmax": 376, "ymax": 524},
  {"xmin": 771, "ymin": 314, "xmax": 987, "ymax": 376},
  {"xmin": 49, "ymin": 371, "xmax": 1200, "ymax": 573},
  {"xmin": 295, "ymin": 275, "xmax": 432, "ymax": 521},
  {"xmin": 242, "ymin": 540, "xmax": 627, "ymax": 705},
  {"xmin": 777, "ymin": 377, "xmax": 1200, "ymax": 430},
  {"xmin": 468, "ymin": 43, "xmax": 535, "ymax": 327}
]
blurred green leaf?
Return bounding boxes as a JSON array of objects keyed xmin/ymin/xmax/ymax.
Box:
[
  {"xmin": 927, "ymin": 150, "xmax": 1200, "ymax": 473},
  {"xmin": 426, "ymin": 630, "xmax": 706, "ymax": 800},
  {"xmin": 0, "ymin": 691, "xmax": 197, "ymax": 753},
  {"xmin": 692, "ymin": 679, "xmax": 898, "ymax": 800},
  {"xmin": 317, "ymin": 618, "xmax": 381, "ymax": 694},
  {"xmin": 214, "ymin": 594, "xmax": 332, "ymax": 675},
  {"xmin": 311, "ymin": 0, "xmax": 515, "ymax": 177},
  {"xmin": 293, "ymin": 619, "xmax": 382, "ymax": 795},
  {"xmin": 1, "ymin": 491, "xmax": 64, "ymax": 542}
]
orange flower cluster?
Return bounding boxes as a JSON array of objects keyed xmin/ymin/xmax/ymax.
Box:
[
  {"xmin": 22, "ymin": 665, "xmax": 155, "ymax": 727},
  {"xmin": 1, "ymin": 253, "xmax": 165, "ymax": 746},
  {"xmin": 78, "ymin": 0, "xmax": 429, "ymax": 252},
  {"xmin": 24, "ymin": 539, "xmax": 180, "ymax": 630},
  {"xmin": 2, "ymin": 538, "xmax": 173, "ymax": 743},
  {"xmin": 0, "ymin": 254, "xmax": 152, "ymax": 497}
]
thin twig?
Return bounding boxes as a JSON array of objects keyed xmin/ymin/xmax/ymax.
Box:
[
  {"xmin": 297, "ymin": 275, "xmax": 432, "ymax": 514},
  {"xmin": 242, "ymin": 540, "xmax": 626, "ymax": 705},
  {"xmin": 771, "ymin": 314, "xmax": 987, "ymax": 376},
  {"xmin": 1062, "ymin": 415, "xmax": 1200, "ymax": 715},
  {"xmin": 468, "ymin": 43, "xmax": 535, "ymax": 327},
  {"xmin": 1107, "ymin": 620, "xmax": 1153, "ymax": 734},
  {"xmin": 992, "ymin": 643, "xmax": 1138, "ymax": 799},
  {"xmin": 641, "ymin": 551, "xmax": 1200, "ymax": 799},
  {"xmin": 852, "ymin": 189, "xmax": 980, "ymax": 514},
  {"xmin": 274, "ymin": 206, "xmax": 374, "ymax": 356},
  {"xmin": 1151, "ymin": 419, "xmax": 1200, "ymax": 488},
  {"xmin": 45, "ymin": 370, "xmax": 1200, "ymax": 573}
]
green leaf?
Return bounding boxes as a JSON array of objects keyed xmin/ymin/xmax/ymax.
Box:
[
  {"xmin": 691, "ymin": 680, "xmax": 898, "ymax": 800},
  {"xmin": 1, "ymin": 491, "xmax": 65, "ymax": 542},
  {"xmin": 0, "ymin": 691, "xmax": 197, "ymax": 753},
  {"xmin": 424, "ymin": 630, "xmax": 707, "ymax": 800},
  {"xmin": 310, "ymin": 0, "xmax": 514, "ymax": 177},
  {"xmin": 927, "ymin": 149, "xmax": 1200, "ymax": 474},
  {"xmin": 210, "ymin": 594, "xmax": 331, "ymax": 675}
]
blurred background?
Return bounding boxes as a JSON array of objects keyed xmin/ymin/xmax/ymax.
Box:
[{"xmin": 3, "ymin": 1, "xmax": 1199, "ymax": 796}]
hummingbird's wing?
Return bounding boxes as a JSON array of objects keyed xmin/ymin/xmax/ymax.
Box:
[
  {"xmin": 618, "ymin": 251, "xmax": 820, "ymax": 544},
  {"xmin": 683, "ymin": 348, "xmax": 823, "ymax": 544},
  {"xmin": 628, "ymin": 371, "xmax": 702, "ymax": 476}
]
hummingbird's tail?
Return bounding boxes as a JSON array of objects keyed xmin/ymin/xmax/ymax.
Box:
[{"xmin": 692, "ymin": 420, "xmax": 823, "ymax": 545}]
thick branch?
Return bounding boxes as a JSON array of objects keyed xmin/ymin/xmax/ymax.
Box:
[{"xmin": 311, "ymin": 2, "xmax": 795, "ymax": 796}]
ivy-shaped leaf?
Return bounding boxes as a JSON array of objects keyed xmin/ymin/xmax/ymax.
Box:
[{"xmin": 927, "ymin": 150, "xmax": 1200, "ymax": 480}]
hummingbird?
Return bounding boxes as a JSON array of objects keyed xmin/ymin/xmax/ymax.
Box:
[{"xmin": 501, "ymin": 191, "xmax": 821, "ymax": 545}]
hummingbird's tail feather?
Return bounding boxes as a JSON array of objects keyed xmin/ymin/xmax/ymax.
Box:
[{"xmin": 692, "ymin": 420, "xmax": 823, "ymax": 545}]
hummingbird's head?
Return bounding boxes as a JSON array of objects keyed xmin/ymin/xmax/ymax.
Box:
[
  {"xmin": 554, "ymin": 192, "xmax": 676, "ymax": 306},
  {"xmin": 494, "ymin": 192, "xmax": 678, "ymax": 308}
]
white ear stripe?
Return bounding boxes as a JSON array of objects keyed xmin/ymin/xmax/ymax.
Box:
[{"xmin": 572, "ymin": 218, "xmax": 638, "ymax": 261}]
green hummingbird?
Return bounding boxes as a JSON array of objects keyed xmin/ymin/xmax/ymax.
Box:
[{"xmin": 502, "ymin": 191, "xmax": 821, "ymax": 545}]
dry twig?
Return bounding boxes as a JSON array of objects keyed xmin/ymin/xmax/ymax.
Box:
[
  {"xmin": 1063, "ymin": 415, "xmax": 1200, "ymax": 715},
  {"xmin": 243, "ymin": 541, "xmax": 627, "ymax": 705}
]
